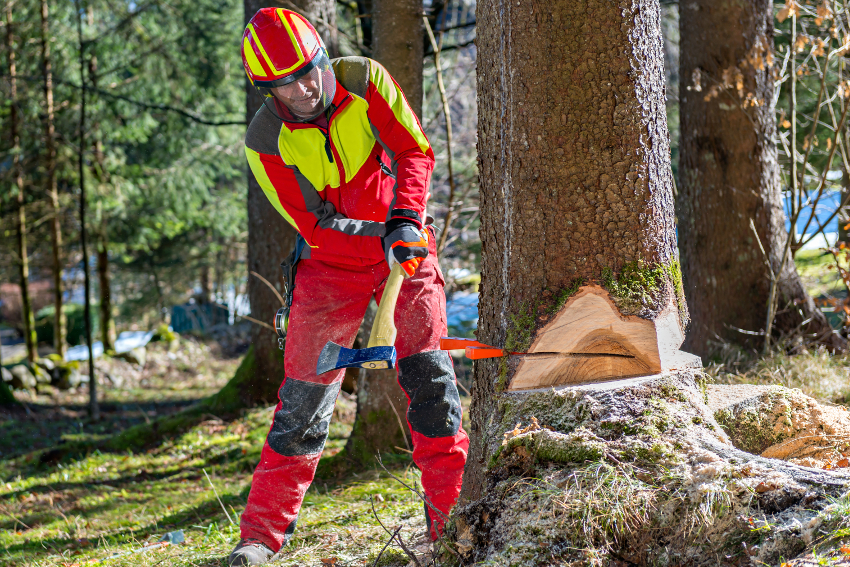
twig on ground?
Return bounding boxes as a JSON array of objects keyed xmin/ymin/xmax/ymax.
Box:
[
  {"xmin": 375, "ymin": 455, "xmax": 462, "ymax": 562},
  {"xmin": 372, "ymin": 525, "xmax": 402, "ymax": 567},
  {"xmin": 203, "ymin": 469, "xmax": 234, "ymax": 526},
  {"xmin": 370, "ymin": 495, "xmax": 422, "ymax": 567},
  {"xmin": 384, "ymin": 392, "xmax": 411, "ymax": 452}
]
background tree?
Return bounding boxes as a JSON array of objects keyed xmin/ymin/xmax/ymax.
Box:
[
  {"xmin": 238, "ymin": 0, "xmax": 337, "ymax": 406},
  {"xmin": 40, "ymin": 0, "xmax": 66, "ymax": 358},
  {"xmin": 677, "ymin": 0, "xmax": 844, "ymax": 358},
  {"xmin": 6, "ymin": 2, "xmax": 38, "ymax": 365},
  {"xmin": 372, "ymin": 0, "xmax": 424, "ymax": 116},
  {"xmin": 462, "ymin": 0, "xmax": 684, "ymax": 501}
]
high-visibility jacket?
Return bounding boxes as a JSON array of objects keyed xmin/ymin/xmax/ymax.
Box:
[{"xmin": 244, "ymin": 56, "xmax": 434, "ymax": 266}]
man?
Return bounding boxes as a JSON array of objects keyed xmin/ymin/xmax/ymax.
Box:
[{"xmin": 230, "ymin": 8, "xmax": 469, "ymax": 566}]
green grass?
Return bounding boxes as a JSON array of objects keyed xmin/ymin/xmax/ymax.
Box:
[
  {"xmin": 707, "ymin": 347, "xmax": 850, "ymax": 406},
  {"xmin": 796, "ymin": 248, "xmax": 847, "ymax": 300},
  {"xmin": 0, "ymin": 402, "xmax": 429, "ymax": 567},
  {"xmin": 0, "ymin": 338, "xmax": 436, "ymax": 567}
]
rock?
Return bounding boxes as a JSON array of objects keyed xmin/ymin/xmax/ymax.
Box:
[
  {"xmin": 708, "ymin": 384, "xmax": 850, "ymax": 466},
  {"xmin": 52, "ymin": 361, "xmax": 82, "ymax": 390},
  {"xmin": 453, "ymin": 371, "xmax": 850, "ymax": 567},
  {"xmin": 114, "ymin": 346, "xmax": 146, "ymax": 367},
  {"xmin": 9, "ymin": 364, "xmax": 36, "ymax": 390},
  {"xmin": 32, "ymin": 364, "xmax": 51, "ymax": 384},
  {"xmin": 36, "ymin": 357, "xmax": 55, "ymax": 372},
  {"xmin": 1, "ymin": 367, "xmax": 12, "ymax": 383}
]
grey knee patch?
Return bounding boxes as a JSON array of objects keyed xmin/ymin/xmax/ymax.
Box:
[
  {"xmin": 267, "ymin": 378, "xmax": 340, "ymax": 456},
  {"xmin": 397, "ymin": 350, "xmax": 462, "ymax": 438}
]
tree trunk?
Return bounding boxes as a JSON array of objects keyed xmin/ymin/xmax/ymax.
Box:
[
  {"xmin": 341, "ymin": 0, "xmax": 425, "ymax": 462},
  {"xmin": 97, "ymin": 232, "xmax": 115, "ymax": 351},
  {"xmin": 462, "ymin": 0, "xmax": 688, "ymax": 505},
  {"xmin": 839, "ymin": 167, "xmax": 849, "ymax": 244},
  {"xmin": 371, "ymin": 0, "xmax": 423, "ymax": 117},
  {"xmin": 76, "ymin": 1, "xmax": 98, "ymax": 420},
  {"xmin": 343, "ymin": 300, "xmax": 409, "ymax": 463},
  {"xmin": 453, "ymin": 6, "xmax": 850, "ymax": 563},
  {"xmin": 41, "ymin": 0, "xmax": 66, "ymax": 358},
  {"xmin": 6, "ymin": 4, "xmax": 37, "ymax": 365},
  {"xmin": 678, "ymin": 0, "xmax": 844, "ymax": 357},
  {"xmin": 239, "ymin": 0, "xmax": 337, "ymax": 407}
]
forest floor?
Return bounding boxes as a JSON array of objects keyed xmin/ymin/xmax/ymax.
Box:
[
  {"xmin": 0, "ymin": 337, "xmax": 453, "ymax": 567},
  {"xmin": 2, "ymin": 250, "xmax": 850, "ymax": 567}
]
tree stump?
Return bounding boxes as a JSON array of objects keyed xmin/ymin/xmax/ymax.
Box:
[{"xmin": 453, "ymin": 371, "xmax": 850, "ymax": 566}]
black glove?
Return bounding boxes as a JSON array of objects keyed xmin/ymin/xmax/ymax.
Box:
[{"xmin": 383, "ymin": 215, "xmax": 429, "ymax": 277}]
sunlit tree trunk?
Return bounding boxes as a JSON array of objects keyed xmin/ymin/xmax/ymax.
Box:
[
  {"xmin": 40, "ymin": 0, "xmax": 67, "ymax": 358},
  {"xmin": 239, "ymin": 0, "xmax": 337, "ymax": 406},
  {"xmin": 678, "ymin": 0, "xmax": 844, "ymax": 356},
  {"xmin": 342, "ymin": 0, "xmax": 425, "ymax": 460},
  {"xmin": 6, "ymin": 3, "xmax": 37, "ymax": 365},
  {"xmin": 462, "ymin": 0, "xmax": 685, "ymax": 502},
  {"xmin": 372, "ymin": 0, "xmax": 423, "ymax": 117}
]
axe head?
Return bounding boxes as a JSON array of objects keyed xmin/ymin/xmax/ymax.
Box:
[{"xmin": 316, "ymin": 341, "xmax": 397, "ymax": 375}]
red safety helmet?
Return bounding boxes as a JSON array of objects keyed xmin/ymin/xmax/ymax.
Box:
[{"xmin": 242, "ymin": 8, "xmax": 336, "ymax": 122}]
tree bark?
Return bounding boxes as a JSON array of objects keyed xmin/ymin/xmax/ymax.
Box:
[
  {"xmin": 40, "ymin": 0, "xmax": 66, "ymax": 358},
  {"xmin": 678, "ymin": 0, "xmax": 845, "ymax": 357},
  {"xmin": 240, "ymin": 0, "xmax": 337, "ymax": 407},
  {"xmin": 6, "ymin": 3, "xmax": 37, "ymax": 365},
  {"xmin": 371, "ymin": 0, "xmax": 423, "ymax": 117},
  {"xmin": 463, "ymin": 0, "xmax": 684, "ymax": 503},
  {"xmin": 97, "ymin": 231, "xmax": 115, "ymax": 351},
  {"xmin": 839, "ymin": 167, "xmax": 849, "ymax": 244}
]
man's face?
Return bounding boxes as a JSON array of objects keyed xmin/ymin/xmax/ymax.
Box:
[{"xmin": 272, "ymin": 71, "xmax": 323, "ymax": 118}]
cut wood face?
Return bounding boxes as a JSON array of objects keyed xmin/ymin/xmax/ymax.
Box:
[{"xmin": 508, "ymin": 285, "xmax": 699, "ymax": 391}]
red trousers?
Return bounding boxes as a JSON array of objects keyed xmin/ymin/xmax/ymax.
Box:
[{"xmin": 240, "ymin": 236, "xmax": 469, "ymax": 552}]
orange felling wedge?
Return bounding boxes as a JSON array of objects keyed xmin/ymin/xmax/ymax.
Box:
[
  {"xmin": 439, "ymin": 337, "xmax": 493, "ymax": 350},
  {"xmin": 465, "ymin": 346, "xmax": 506, "ymax": 360}
]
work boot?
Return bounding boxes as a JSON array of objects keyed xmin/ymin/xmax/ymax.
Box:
[{"xmin": 228, "ymin": 539, "xmax": 274, "ymax": 566}]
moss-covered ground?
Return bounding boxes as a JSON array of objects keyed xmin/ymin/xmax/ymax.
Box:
[{"xmin": 0, "ymin": 338, "xmax": 454, "ymax": 567}]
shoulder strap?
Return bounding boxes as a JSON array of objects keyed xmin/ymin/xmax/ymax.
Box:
[
  {"xmin": 331, "ymin": 57, "xmax": 371, "ymax": 99},
  {"xmin": 245, "ymin": 103, "xmax": 282, "ymax": 156}
]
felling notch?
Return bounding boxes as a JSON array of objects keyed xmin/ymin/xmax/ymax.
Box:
[{"xmin": 508, "ymin": 284, "xmax": 700, "ymax": 391}]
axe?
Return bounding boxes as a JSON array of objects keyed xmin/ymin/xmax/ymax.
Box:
[{"xmin": 316, "ymin": 263, "xmax": 405, "ymax": 375}]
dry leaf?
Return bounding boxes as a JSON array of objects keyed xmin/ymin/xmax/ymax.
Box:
[
  {"xmin": 755, "ymin": 481, "xmax": 777, "ymax": 493},
  {"xmin": 837, "ymin": 457, "xmax": 850, "ymax": 468},
  {"xmin": 321, "ymin": 558, "xmax": 338, "ymax": 566},
  {"xmin": 840, "ymin": 545, "xmax": 850, "ymax": 555},
  {"xmin": 815, "ymin": 1, "xmax": 832, "ymax": 26},
  {"xmin": 782, "ymin": 119, "xmax": 791, "ymax": 128},
  {"xmin": 778, "ymin": 0, "xmax": 800, "ymax": 23}
]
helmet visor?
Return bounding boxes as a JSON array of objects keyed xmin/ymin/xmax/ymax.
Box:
[{"xmin": 261, "ymin": 51, "xmax": 336, "ymax": 122}]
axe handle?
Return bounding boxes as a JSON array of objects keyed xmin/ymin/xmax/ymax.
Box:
[{"xmin": 368, "ymin": 264, "xmax": 405, "ymax": 348}]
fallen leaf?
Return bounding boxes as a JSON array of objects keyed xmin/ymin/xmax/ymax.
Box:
[
  {"xmin": 755, "ymin": 482, "xmax": 776, "ymax": 493},
  {"xmin": 837, "ymin": 458, "xmax": 850, "ymax": 468},
  {"xmin": 321, "ymin": 558, "xmax": 339, "ymax": 566}
]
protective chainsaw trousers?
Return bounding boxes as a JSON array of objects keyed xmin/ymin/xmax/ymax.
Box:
[{"xmin": 239, "ymin": 235, "xmax": 469, "ymax": 552}]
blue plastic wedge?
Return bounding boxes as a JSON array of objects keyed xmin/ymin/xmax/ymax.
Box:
[{"xmin": 316, "ymin": 341, "xmax": 397, "ymax": 375}]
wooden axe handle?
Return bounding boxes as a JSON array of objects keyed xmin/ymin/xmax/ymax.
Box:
[{"xmin": 367, "ymin": 263, "xmax": 405, "ymax": 348}]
